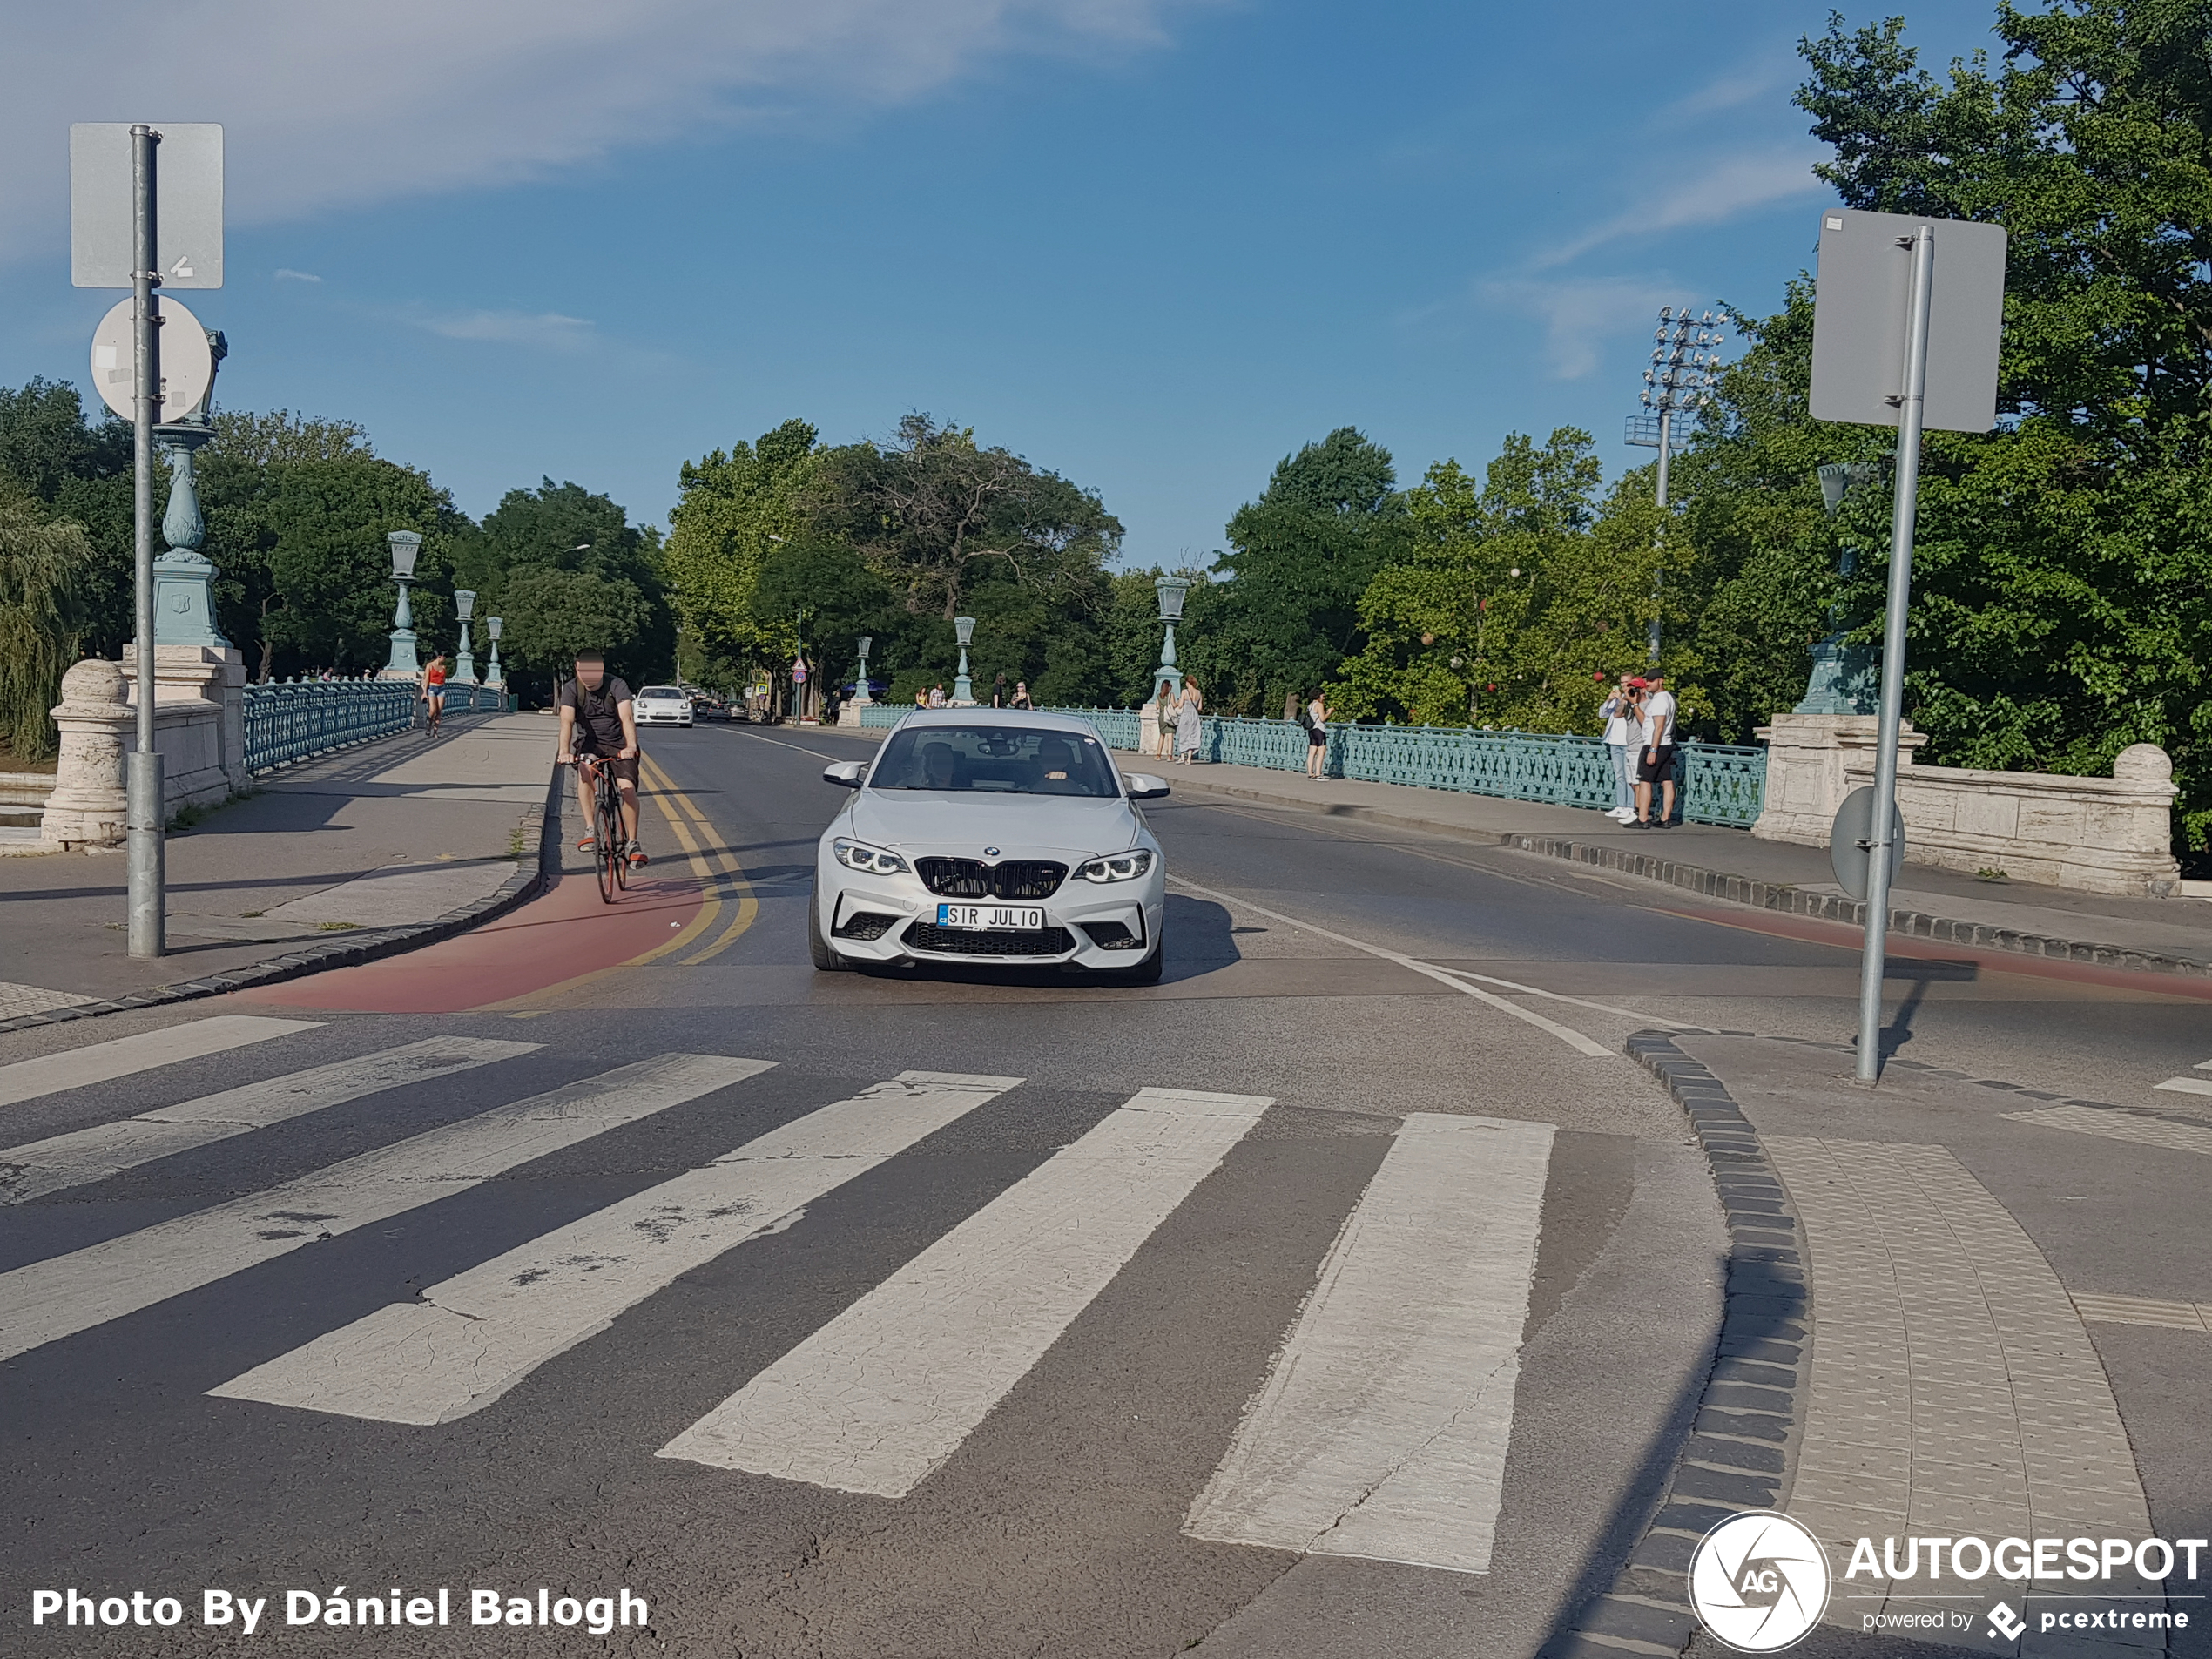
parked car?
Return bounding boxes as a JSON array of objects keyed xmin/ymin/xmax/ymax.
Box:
[
  {"xmin": 634, "ymin": 685, "xmax": 693, "ymax": 727},
  {"xmin": 810, "ymin": 711, "xmax": 1170, "ymax": 982}
]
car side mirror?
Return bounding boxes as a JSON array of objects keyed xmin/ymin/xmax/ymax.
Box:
[
  {"xmin": 1123, "ymin": 772, "xmax": 1170, "ymax": 800},
  {"xmin": 822, "ymin": 761, "xmax": 867, "ymax": 789}
]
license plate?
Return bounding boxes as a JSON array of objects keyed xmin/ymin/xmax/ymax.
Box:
[{"xmin": 936, "ymin": 904, "xmax": 1046, "ymax": 931}]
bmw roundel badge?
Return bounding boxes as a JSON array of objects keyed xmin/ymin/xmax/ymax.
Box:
[{"xmin": 984, "ymin": 846, "xmax": 1001, "ymax": 858}]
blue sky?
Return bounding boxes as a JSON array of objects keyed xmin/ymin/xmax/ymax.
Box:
[{"xmin": 2, "ymin": 0, "xmax": 2005, "ymax": 564}]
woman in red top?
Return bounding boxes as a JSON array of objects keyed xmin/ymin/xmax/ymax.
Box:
[{"xmin": 421, "ymin": 655, "xmax": 448, "ymax": 735}]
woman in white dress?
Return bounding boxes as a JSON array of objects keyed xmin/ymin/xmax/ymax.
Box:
[{"xmin": 1174, "ymin": 678, "xmax": 1204, "ymax": 764}]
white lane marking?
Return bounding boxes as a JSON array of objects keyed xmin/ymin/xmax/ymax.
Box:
[
  {"xmin": 739, "ymin": 731, "xmax": 851, "ymax": 762},
  {"xmin": 658, "ymin": 1085, "xmax": 1273, "ymax": 1496},
  {"xmin": 210, "ymin": 1070, "xmax": 1022, "ymax": 1424},
  {"xmin": 2153, "ymin": 1076, "xmax": 2212, "ymax": 1096},
  {"xmin": 2198, "ymin": 1059, "xmax": 2212, "ymax": 1072},
  {"xmin": 0, "ymin": 1016, "xmax": 319, "ymax": 1110},
  {"xmin": 1166, "ymin": 875, "xmax": 1615, "ymax": 1057},
  {"xmin": 0, "ymin": 1037, "xmax": 541, "ymax": 1204},
  {"xmin": 1184, "ymin": 1113, "xmax": 1553, "ymax": 1574},
  {"xmin": 2006, "ymin": 1103, "xmax": 2212, "ymax": 1156},
  {"xmin": 1420, "ymin": 961, "xmax": 1712, "ymax": 1031},
  {"xmin": 0, "ymin": 1054, "xmax": 772, "ymax": 1364}
]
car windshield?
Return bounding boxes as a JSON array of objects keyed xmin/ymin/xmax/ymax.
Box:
[
  {"xmin": 641, "ymin": 686, "xmax": 682, "ymax": 698},
  {"xmin": 871, "ymin": 725, "xmax": 1120, "ymax": 799}
]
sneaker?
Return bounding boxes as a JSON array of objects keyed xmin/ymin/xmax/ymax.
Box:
[
  {"xmin": 626, "ymin": 841, "xmax": 650, "ymax": 868},
  {"xmin": 577, "ymin": 834, "xmax": 597, "ymax": 851}
]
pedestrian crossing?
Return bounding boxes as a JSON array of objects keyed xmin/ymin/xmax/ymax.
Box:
[
  {"xmin": 2151, "ymin": 1056, "xmax": 2212, "ymax": 1097},
  {"xmin": 3, "ymin": 1015, "xmax": 1561, "ymax": 1576}
]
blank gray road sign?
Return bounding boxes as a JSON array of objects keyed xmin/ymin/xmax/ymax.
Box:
[
  {"xmin": 70, "ymin": 123, "xmax": 224, "ymax": 289},
  {"xmin": 1810, "ymin": 207, "xmax": 2004, "ymax": 433},
  {"xmin": 1831, "ymin": 785, "xmax": 1905, "ymax": 902},
  {"xmin": 89, "ymin": 296, "xmax": 213, "ymax": 422}
]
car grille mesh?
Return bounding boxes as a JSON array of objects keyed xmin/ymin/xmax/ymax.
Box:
[
  {"xmin": 904, "ymin": 923, "xmax": 1075, "ymax": 957},
  {"xmin": 833, "ymin": 911, "xmax": 900, "ymax": 941},
  {"xmin": 914, "ymin": 858, "xmax": 1067, "ymax": 900}
]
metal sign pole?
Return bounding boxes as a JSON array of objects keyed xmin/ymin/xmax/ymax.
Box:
[
  {"xmin": 126, "ymin": 124, "xmax": 165, "ymax": 959},
  {"xmin": 1853, "ymin": 224, "xmax": 1935, "ymax": 1083}
]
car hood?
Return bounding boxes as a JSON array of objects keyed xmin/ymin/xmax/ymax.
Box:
[{"xmin": 847, "ymin": 791, "xmax": 1143, "ymax": 860}]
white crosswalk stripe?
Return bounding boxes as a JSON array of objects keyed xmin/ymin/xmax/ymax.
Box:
[
  {"xmin": 1184, "ymin": 1113, "xmax": 1553, "ymax": 1574},
  {"xmin": 0, "ymin": 1053, "xmax": 772, "ymax": 1363},
  {"xmin": 0, "ymin": 1015, "xmax": 317, "ymax": 1109},
  {"xmin": 8, "ymin": 1025, "xmax": 1564, "ymax": 1561},
  {"xmin": 209, "ymin": 1070, "xmax": 1021, "ymax": 1424},
  {"xmin": 658, "ymin": 1086, "xmax": 1273, "ymax": 1496},
  {"xmin": 0, "ymin": 1036, "xmax": 540, "ymax": 1204}
]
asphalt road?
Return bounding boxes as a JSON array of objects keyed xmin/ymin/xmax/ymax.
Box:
[{"xmin": 3, "ymin": 722, "xmax": 2206, "ymax": 1659}]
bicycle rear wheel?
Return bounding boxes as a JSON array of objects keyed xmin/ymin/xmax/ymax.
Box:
[{"xmin": 596, "ymin": 788, "xmax": 621, "ymax": 904}]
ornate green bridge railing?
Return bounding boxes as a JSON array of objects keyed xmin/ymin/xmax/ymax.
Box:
[
  {"xmin": 846, "ymin": 704, "xmax": 1766, "ymax": 827},
  {"xmin": 242, "ymin": 678, "xmax": 510, "ymax": 774}
]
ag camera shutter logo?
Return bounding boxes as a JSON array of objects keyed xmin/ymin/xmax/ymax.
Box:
[{"xmin": 1688, "ymin": 1511, "xmax": 1831, "ymax": 1652}]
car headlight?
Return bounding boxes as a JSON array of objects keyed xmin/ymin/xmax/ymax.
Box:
[
  {"xmin": 1077, "ymin": 849, "xmax": 1155, "ymax": 883},
  {"xmin": 833, "ymin": 838, "xmax": 909, "ymax": 876}
]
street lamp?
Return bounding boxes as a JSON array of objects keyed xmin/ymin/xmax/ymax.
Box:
[
  {"xmin": 384, "ymin": 531, "xmax": 422, "ymax": 678},
  {"xmin": 952, "ymin": 617, "xmax": 976, "ymax": 705},
  {"xmin": 1153, "ymin": 576, "xmax": 1190, "ymax": 698},
  {"xmin": 1792, "ymin": 462, "xmax": 1883, "ymax": 714},
  {"xmin": 1624, "ymin": 304, "xmax": 1727, "ymax": 664},
  {"xmin": 853, "ymin": 636, "xmax": 873, "ymax": 705},
  {"xmin": 485, "ymin": 616, "xmax": 503, "ymax": 689},
  {"xmin": 454, "ymin": 589, "xmax": 477, "ymax": 685}
]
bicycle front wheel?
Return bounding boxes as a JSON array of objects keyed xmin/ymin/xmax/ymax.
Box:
[{"xmin": 596, "ymin": 792, "xmax": 621, "ymax": 904}]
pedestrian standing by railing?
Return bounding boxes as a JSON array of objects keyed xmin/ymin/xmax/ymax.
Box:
[
  {"xmin": 1600, "ymin": 675, "xmax": 1640, "ymax": 823},
  {"xmin": 1634, "ymin": 672, "xmax": 1678, "ymax": 827},
  {"xmin": 1152, "ymin": 679, "xmax": 1179, "ymax": 761},
  {"xmin": 1304, "ymin": 691, "xmax": 1330, "ymax": 779},
  {"xmin": 1174, "ymin": 678, "xmax": 1204, "ymax": 765}
]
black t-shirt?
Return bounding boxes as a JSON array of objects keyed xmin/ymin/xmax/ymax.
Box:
[{"xmin": 560, "ymin": 675, "xmax": 631, "ymax": 753}]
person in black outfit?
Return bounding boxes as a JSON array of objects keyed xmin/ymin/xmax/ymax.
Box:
[{"xmin": 556, "ymin": 651, "xmax": 647, "ymax": 867}]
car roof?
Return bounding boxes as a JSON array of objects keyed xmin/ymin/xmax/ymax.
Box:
[{"xmin": 887, "ymin": 709, "xmax": 1099, "ymax": 737}]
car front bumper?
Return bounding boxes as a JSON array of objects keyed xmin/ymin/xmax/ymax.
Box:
[{"xmin": 819, "ymin": 866, "xmax": 1162, "ymax": 967}]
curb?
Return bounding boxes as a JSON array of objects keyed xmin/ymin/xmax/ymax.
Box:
[
  {"xmin": 1540, "ymin": 1032, "xmax": 1811, "ymax": 1659},
  {"xmin": 1507, "ymin": 834, "xmax": 2211, "ymax": 981},
  {"xmin": 0, "ymin": 766, "xmax": 563, "ymax": 1038},
  {"xmin": 1138, "ymin": 765, "xmax": 2210, "ymax": 982}
]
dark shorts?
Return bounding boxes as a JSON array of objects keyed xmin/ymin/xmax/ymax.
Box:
[
  {"xmin": 1635, "ymin": 745, "xmax": 1677, "ymax": 782},
  {"xmin": 1306, "ymin": 727, "xmax": 1327, "ymax": 747},
  {"xmin": 576, "ymin": 750, "xmax": 639, "ymax": 785}
]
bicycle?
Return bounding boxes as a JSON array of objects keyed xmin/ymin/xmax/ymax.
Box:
[{"xmin": 569, "ymin": 755, "xmax": 630, "ymax": 904}]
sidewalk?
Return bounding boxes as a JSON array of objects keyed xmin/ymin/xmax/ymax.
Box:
[
  {"xmin": 1134, "ymin": 753, "xmax": 2212, "ymax": 979},
  {"xmin": 0, "ymin": 711, "xmax": 556, "ymax": 1029}
]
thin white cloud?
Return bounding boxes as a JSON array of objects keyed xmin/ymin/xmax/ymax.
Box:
[
  {"xmin": 0, "ymin": 1, "xmax": 1205, "ymax": 260},
  {"xmin": 415, "ymin": 308, "xmax": 596, "ymax": 350},
  {"xmin": 1535, "ymin": 149, "xmax": 1827, "ymax": 269},
  {"xmin": 1483, "ymin": 275, "xmax": 1681, "ymax": 381},
  {"xmin": 273, "ymin": 267, "xmax": 322, "ymax": 282}
]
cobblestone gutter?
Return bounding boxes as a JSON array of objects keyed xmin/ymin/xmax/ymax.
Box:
[{"xmin": 1540, "ymin": 1032, "xmax": 1811, "ymax": 1658}]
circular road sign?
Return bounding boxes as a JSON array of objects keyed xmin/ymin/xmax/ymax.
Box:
[{"xmin": 89, "ymin": 296, "xmax": 214, "ymax": 423}]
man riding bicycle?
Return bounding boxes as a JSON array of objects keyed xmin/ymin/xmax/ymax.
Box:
[{"xmin": 556, "ymin": 650, "xmax": 648, "ymax": 868}]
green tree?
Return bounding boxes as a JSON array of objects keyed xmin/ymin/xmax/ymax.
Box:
[
  {"xmin": 502, "ymin": 567, "xmax": 653, "ymax": 678},
  {"xmin": 1188, "ymin": 427, "xmax": 1407, "ymax": 718},
  {"xmin": 1784, "ymin": 2, "xmax": 2212, "ymax": 845},
  {"xmin": 664, "ymin": 420, "xmax": 821, "ymax": 675},
  {"xmin": 0, "ymin": 379, "xmax": 132, "ymax": 658},
  {"xmin": 0, "ymin": 492, "xmax": 94, "ymax": 759}
]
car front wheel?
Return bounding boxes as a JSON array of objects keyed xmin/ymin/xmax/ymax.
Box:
[{"xmin": 808, "ymin": 888, "xmax": 852, "ymax": 972}]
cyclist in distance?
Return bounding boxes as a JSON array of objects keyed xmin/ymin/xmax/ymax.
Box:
[{"xmin": 556, "ymin": 650, "xmax": 647, "ymax": 868}]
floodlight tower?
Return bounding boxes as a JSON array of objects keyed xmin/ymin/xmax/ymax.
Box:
[{"xmin": 1623, "ymin": 304, "xmax": 1727, "ymax": 663}]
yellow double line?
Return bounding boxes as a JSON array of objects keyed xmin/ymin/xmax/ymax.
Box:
[{"xmin": 640, "ymin": 752, "xmax": 759, "ymax": 966}]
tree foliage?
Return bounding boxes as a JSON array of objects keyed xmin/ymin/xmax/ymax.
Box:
[{"xmin": 0, "ymin": 493, "xmax": 93, "ymax": 759}]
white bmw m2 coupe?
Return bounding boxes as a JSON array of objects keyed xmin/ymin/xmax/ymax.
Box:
[{"xmin": 810, "ymin": 711, "xmax": 1170, "ymax": 982}]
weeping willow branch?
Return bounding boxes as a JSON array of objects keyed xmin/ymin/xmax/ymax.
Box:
[{"xmin": 0, "ymin": 506, "xmax": 93, "ymax": 761}]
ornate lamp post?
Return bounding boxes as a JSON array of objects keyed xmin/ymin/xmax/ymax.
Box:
[
  {"xmin": 454, "ymin": 589, "xmax": 478, "ymax": 685},
  {"xmin": 952, "ymin": 616, "xmax": 976, "ymax": 705},
  {"xmin": 383, "ymin": 531, "xmax": 422, "ymax": 678},
  {"xmin": 852, "ymin": 636, "xmax": 873, "ymax": 705},
  {"xmin": 1153, "ymin": 576, "xmax": 1190, "ymax": 698},
  {"xmin": 1793, "ymin": 463, "xmax": 1882, "ymax": 714},
  {"xmin": 484, "ymin": 617, "xmax": 503, "ymax": 688}
]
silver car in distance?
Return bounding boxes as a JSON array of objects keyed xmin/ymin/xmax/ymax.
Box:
[{"xmin": 811, "ymin": 711, "xmax": 1170, "ymax": 981}]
